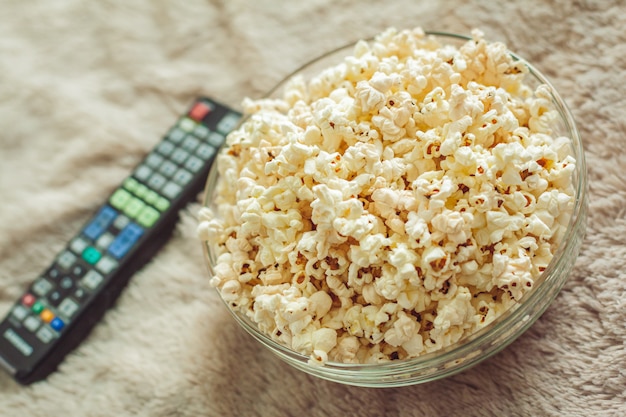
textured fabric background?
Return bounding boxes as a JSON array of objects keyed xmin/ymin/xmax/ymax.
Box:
[{"xmin": 0, "ymin": 1, "xmax": 624, "ymax": 416}]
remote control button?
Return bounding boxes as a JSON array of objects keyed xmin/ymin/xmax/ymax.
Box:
[
  {"xmin": 48, "ymin": 291, "xmax": 63, "ymax": 307},
  {"xmin": 134, "ymin": 164, "xmax": 153, "ymax": 182},
  {"xmin": 110, "ymin": 188, "xmax": 133, "ymax": 210},
  {"xmin": 11, "ymin": 305, "xmax": 29, "ymax": 321},
  {"xmin": 159, "ymin": 160, "xmax": 178, "ymax": 178},
  {"xmin": 172, "ymin": 168, "xmax": 193, "ymax": 186},
  {"xmin": 58, "ymin": 298, "xmax": 80, "ymax": 318},
  {"xmin": 184, "ymin": 155, "xmax": 204, "ymax": 173},
  {"xmin": 82, "ymin": 246, "xmax": 103, "ymax": 265},
  {"xmin": 157, "ymin": 140, "xmax": 175, "ymax": 157},
  {"xmin": 31, "ymin": 301, "xmax": 45, "ymax": 314},
  {"xmin": 193, "ymin": 124, "xmax": 210, "ymax": 139},
  {"xmin": 147, "ymin": 173, "xmax": 167, "ymax": 191},
  {"xmin": 84, "ymin": 206, "xmax": 118, "ymax": 241},
  {"xmin": 23, "ymin": 316, "xmax": 41, "ymax": 332},
  {"xmin": 32, "ymin": 278, "xmax": 54, "ymax": 297},
  {"xmin": 57, "ymin": 250, "xmax": 78, "ymax": 270},
  {"xmin": 217, "ymin": 112, "xmax": 241, "ymax": 135},
  {"xmin": 179, "ymin": 117, "xmax": 196, "ymax": 133},
  {"xmin": 171, "ymin": 148, "xmax": 190, "ymax": 164},
  {"xmin": 50, "ymin": 317, "xmax": 65, "ymax": 332},
  {"xmin": 188, "ymin": 101, "xmax": 212, "ymax": 122},
  {"xmin": 145, "ymin": 153, "xmax": 165, "ymax": 169},
  {"xmin": 81, "ymin": 270, "xmax": 104, "ymax": 291},
  {"xmin": 167, "ymin": 127, "xmax": 186, "ymax": 144},
  {"xmin": 95, "ymin": 232, "xmax": 115, "ymax": 250},
  {"xmin": 195, "ymin": 143, "xmax": 216, "ymax": 160},
  {"xmin": 112, "ymin": 213, "xmax": 131, "ymax": 231},
  {"xmin": 208, "ymin": 132, "xmax": 224, "ymax": 148},
  {"xmin": 36, "ymin": 326, "xmax": 56, "ymax": 343},
  {"xmin": 72, "ymin": 264, "xmax": 86, "ymax": 277},
  {"xmin": 182, "ymin": 136, "xmax": 200, "ymax": 152},
  {"xmin": 40, "ymin": 309, "xmax": 54, "ymax": 323},
  {"xmin": 108, "ymin": 223, "xmax": 144, "ymax": 259},
  {"xmin": 74, "ymin": 288, "xmax": 87, "ymax": 301},
  {"xmin": 3, "ymin": 328, "xmax": 33, "ymax": 356},
  {"xmin": 136, "ymin": 206, "xmax": 160, "ymax": 228},
  {"xmin": 90, "ymin": 261, "xmax": 112, "ymax": 282},
  {"xmin": 22, "ymin": 293, "xmax": 36, "ymax": 307},
  {"xmin": 155, "ymin": 196, "xmax": 170, "ymax": 212},
  {"xmin": 60, "ymin": 277, "xmax": 74, "ymax": 290},
  {"xmin": 123, "ymin": 197, "xmax": 146, "ymax": 219},
  {"xmin": 134, "ymin": 183, "xmax": 149, "ymax": 199},
  {"xmin": 69, "ymin": 237, "xmax": 89, "ymax": 256},
  {"xmin": 123, "ymin": 177, "xmax": 141, "ymax": 193},
  {"xmin": 161, "ymin": 181, "xmax": 182, "ymax": 200},
  {"xmin": 46, "ymin": 266, "xmax": 61, "ymax": 280},
  {"xmin": 144, "ymin": 190, "xmax": 159, "ymax": 205}
]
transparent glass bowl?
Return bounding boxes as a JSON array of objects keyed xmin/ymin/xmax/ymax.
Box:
[{"xmin": 201, "ymin": 32, "xmax": 588, "ymax": 387}]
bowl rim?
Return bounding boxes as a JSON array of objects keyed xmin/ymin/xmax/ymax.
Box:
[{"xmin": 200, "ymin": 30, "xmax": 588, "ymax": 380}]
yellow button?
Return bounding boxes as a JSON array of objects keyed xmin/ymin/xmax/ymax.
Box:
[{"xmin": 40, "ymin": 309, "xmax": 55, "ymax": 323}]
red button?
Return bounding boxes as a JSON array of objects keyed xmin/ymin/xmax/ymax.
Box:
[
  {"xmin": 22, "ymin": 293, "xmax": 36, "ymax": 307},
  {"xmin": 188, "ymin": 102, "xmax": 212, "ymax": 122}
]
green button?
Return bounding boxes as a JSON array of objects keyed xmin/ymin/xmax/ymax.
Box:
[
  {"xmin": 144, "ymin": 190, "xmax": 159, "ymax": 205},
  {"xmin": 123, "ymin": 177, "xmax": 140, "ymax": 193},
  {"xmin": 32, "ymin": 301, "xmax": 45, "ymax": 314},
  {"xmin": 110, "ymin": 188, "xmax": 133, "ymax": 210},
  {"xmin": 136, "ymin": 206, "xmax": 160, "ymax": 228},
  {"xmin": 123, "ymin": 197, "xmax": 146, "ymax": 219},
  {"xmin": 82, "ymin": 246, "xmax": 102, "ymax": 265},
  {"xmin": 155, "ymin": 197, "xmax": 170, "ymax": 212},
  {"xmin": 134, "ymin": 184, "xmax": 149, "ymax": 199}
]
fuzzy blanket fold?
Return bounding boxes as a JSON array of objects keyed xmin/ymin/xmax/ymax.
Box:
[{"xmin": 1, "ymin": 1, "xmax": 624, "ymax": 416}]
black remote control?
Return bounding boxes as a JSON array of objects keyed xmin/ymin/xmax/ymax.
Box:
[{"xmin": 0, "ymin": 97, "xmax": 241, "ymax": 385}]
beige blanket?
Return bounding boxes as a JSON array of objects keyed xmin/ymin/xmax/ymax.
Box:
[{"xmin": 1, "ymin": 1, "xmax": 624, "ymax": 415}]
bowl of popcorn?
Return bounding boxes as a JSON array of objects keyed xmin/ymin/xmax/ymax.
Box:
[{"xmin": 198, "ymin": 28, "xmax": 588, "ymax": 387}]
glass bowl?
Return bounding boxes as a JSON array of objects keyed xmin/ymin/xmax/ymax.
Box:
[{"xmin": 200, "ymin": 31, "xmax": 588, "ymax": 387}]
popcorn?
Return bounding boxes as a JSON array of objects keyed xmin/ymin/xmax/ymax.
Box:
[{"xmin": 199, "ymin": 27, "xmax": 576, "ymax": 364}]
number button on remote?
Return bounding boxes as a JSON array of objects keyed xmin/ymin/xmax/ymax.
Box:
[
  {"xmin": 207, "ymin": 132, "xmax": 224, "ymax": 148},
  {"xmin": 167, "ymin": 128, "xmax": 186, "ymax": 144},
  {"xmin": 134, "ymin": 165, "xmax": 152, "ymax": 182},
  {"xmin": 145, "ymin": 153, "xmax": 164, "ymax": 169},
  {"xmin": 171, "ymin": 148, "xmax": 190, "ymax": 164}
]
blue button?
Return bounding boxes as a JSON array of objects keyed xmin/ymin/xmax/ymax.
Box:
[
  {"xmin": 50, "ymin": 317, "xmax": 65, "ymax": 332},
  {"xmin": 84, "ymin": 206, "xmax": 118, "ymax": 240},
  {"xmin": 108, "ymin": 223, "xmax": 144, "ymax": 259}
]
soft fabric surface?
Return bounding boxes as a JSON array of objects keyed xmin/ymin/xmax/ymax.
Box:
[{"xmin": 0, "ymin": 1, "xmax": 624, "ymax": 416}]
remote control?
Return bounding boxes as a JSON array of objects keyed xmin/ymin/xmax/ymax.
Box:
[{"xmin": 0, "ymin": 97, "xmax": 241, "ymax": 385}]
